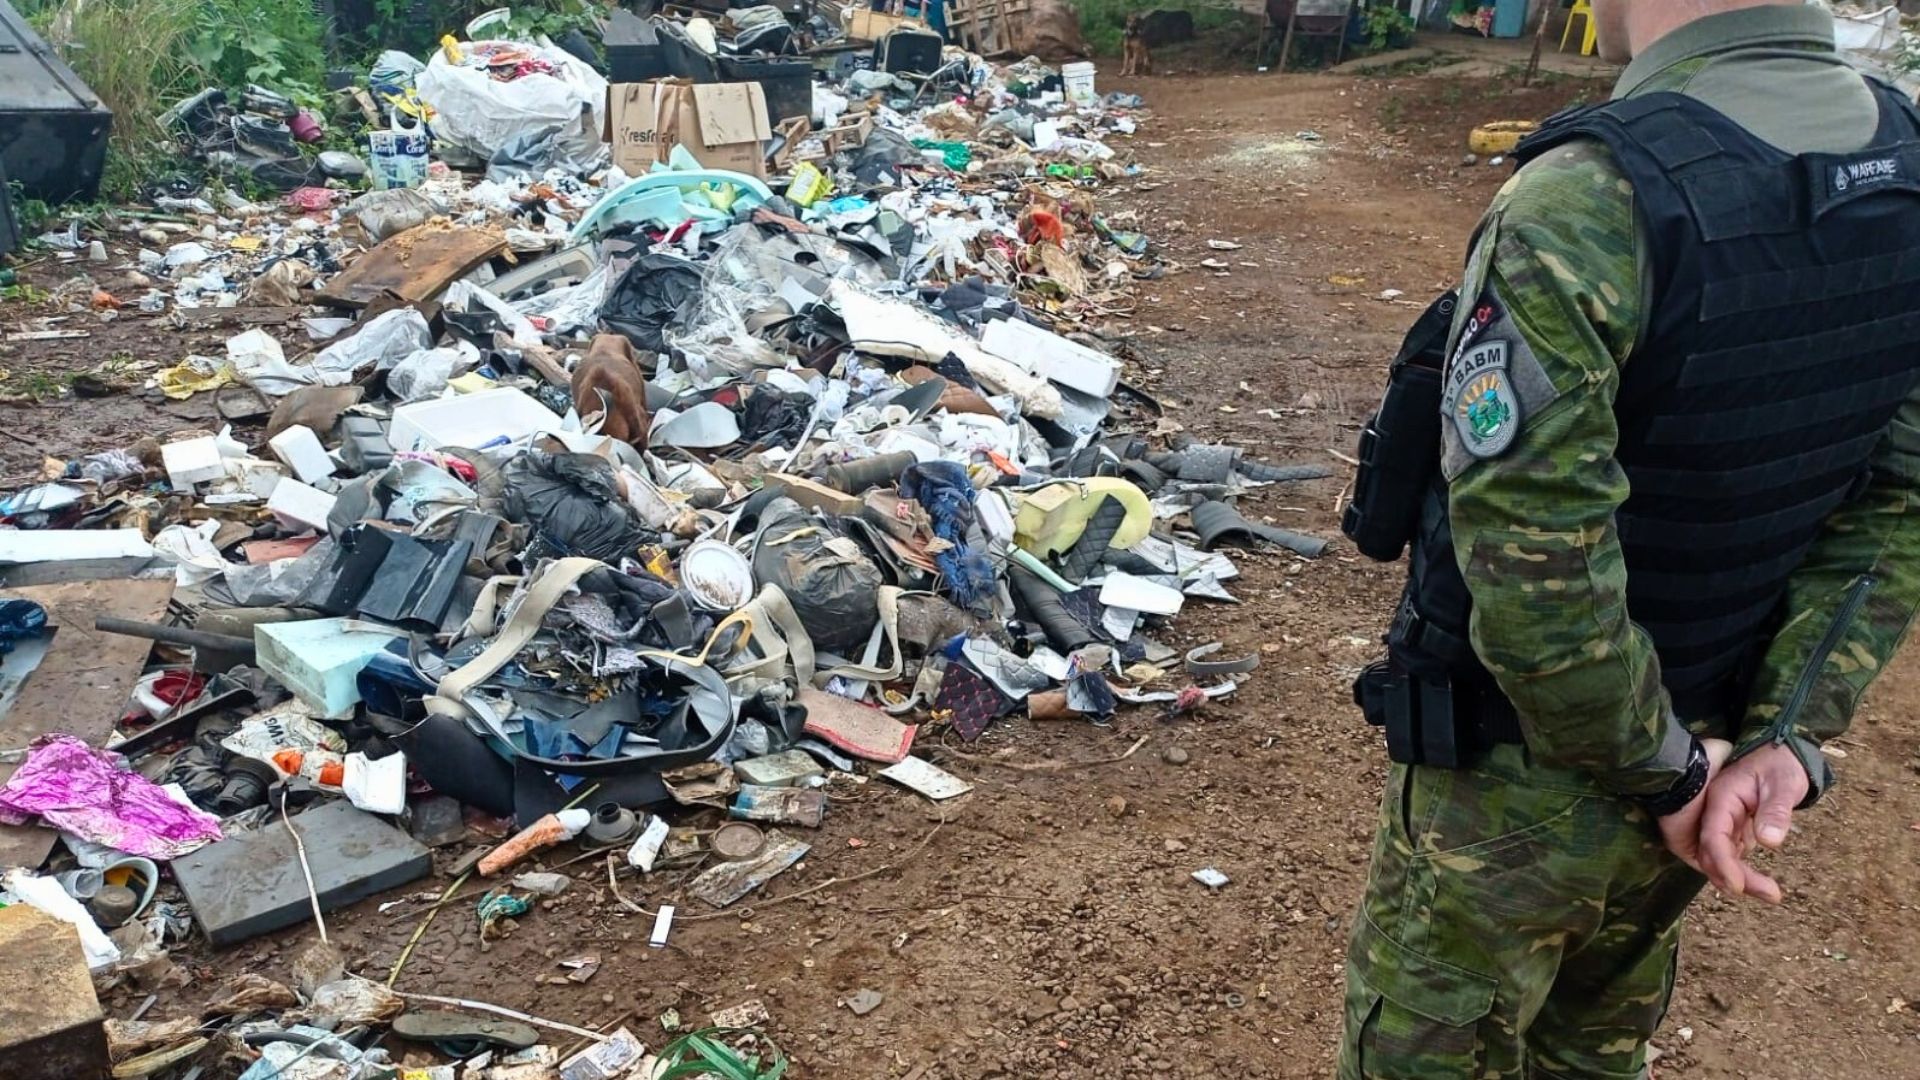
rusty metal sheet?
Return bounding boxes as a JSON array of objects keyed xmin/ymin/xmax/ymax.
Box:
[
  {"xmin": 0, "ymin": 576, "xmax": 175, "ymax": 870},
  {"xmin": 316, "ymin": 222, "xmax": 507, "ymax": 309}
]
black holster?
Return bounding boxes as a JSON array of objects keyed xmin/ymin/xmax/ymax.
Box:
[
  {"xmin": 1353, "ymin": 660, "xmax": 1469, "ymax": 769},
  {"xmin": 1343, "ymin": 291, "xmax": 1455, "ymax": 562}
]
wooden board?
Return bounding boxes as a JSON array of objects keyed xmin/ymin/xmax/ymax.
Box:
[
  {"xmin": 0, "ymin": 576, "xmax": 175, "ymax": 870},
  {"xmin": 316, "ymin": 223, "xmax": 507, "ymax": 309}
]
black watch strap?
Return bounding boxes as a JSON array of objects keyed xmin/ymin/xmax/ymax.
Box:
[{"xmin": 1638, "ymin": 739, "xmax": 1709, "ymax": 818}]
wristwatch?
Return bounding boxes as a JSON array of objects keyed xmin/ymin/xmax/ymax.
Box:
[{"xmin": 1638, "ymin": 738, "xmax": 1710, "ymax": 818}]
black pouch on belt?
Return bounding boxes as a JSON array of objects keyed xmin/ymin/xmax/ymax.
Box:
[
  {"xmin": 1343, "ymin": 290, "xmax": 1456, "ymax": 562},
  {"xmin": 1353, "ymin": 658, "xmax": 1468, "ymax": 769}
]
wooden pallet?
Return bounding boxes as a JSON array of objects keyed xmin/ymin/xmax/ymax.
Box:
[{"xmin": 948, "ymin": 0, "xmax": 1029, "ymax": 55}]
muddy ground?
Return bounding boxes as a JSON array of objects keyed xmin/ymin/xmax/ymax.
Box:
[{"xmin": 4, "ymin": 65, "xmax": 1918, "ymax": 1078}]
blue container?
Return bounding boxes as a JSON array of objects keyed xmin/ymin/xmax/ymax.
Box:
[{"xmin": 1493, "ymin": 0, "xmax": 1528, "ymax": 38}]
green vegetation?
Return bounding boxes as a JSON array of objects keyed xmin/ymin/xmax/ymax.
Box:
[
  {"xmin": 653, "ymin": 1028, "xmax": 790, "ymax": 1080},
  {"xmin": 1075, "ymin": 0, "xmax": 1246, "ymax": 59},
  {"xmin": 183, "ymin": 0, "xmax": 328, "ymax": 89},
  {"xmin": 1363, "ymin": 4, "xmax": 1415, "ymax": 51}
]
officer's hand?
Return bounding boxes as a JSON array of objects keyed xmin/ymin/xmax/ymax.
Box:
[
  {"xmin": 1655, "ymin": 737, "xmax": 1732, "ymax": 875},
  {"xmin": 1696, "ymin": 744, "xmax": 1810, "ymax": 905}
]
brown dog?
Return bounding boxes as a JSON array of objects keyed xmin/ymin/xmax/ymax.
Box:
[
  {"xmin": 1121, "ymin": 14, "xmax": 1151, "ymax": 77},
  {"xmin": 571, "ymin": 333, "xmax": 651, "ymax": 446}
]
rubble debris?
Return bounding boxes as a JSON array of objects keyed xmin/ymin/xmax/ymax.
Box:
[
  {"xmin": 0, "ymin": 30, "xmax": 1349, "ymax": 1049},
  {"xmin": 687, "ymin": 829, "xmax": 810, "ymax": 908}
]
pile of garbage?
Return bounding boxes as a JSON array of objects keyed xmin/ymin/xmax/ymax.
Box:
[{"xmin": 0, "ymin": 13, "xmax": 1328, "ymax": 1078}]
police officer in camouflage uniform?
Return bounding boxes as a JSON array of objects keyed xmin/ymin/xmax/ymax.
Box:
[{"xmin": 1338, "ymin": 1, "xmax": 1920, "ymax": 1076}]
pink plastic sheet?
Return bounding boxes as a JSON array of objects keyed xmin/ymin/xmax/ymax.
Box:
[{"xmin": 0, "ymin": 734, "xmax": 222, "ymax": 860}]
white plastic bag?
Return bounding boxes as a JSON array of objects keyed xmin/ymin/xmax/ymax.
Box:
[
  {"xmin": 316, "ymin": 309, "xmax": 435, "ymax": 379},
  {"xmin": 342, "ymin": 752, "xmax": 407, "ymax": 815},
  {"xmin": 386, "ymin": 346, "xmax": 465, "ymax": 401},
  {"xmin": 414, "ymin": 40, "xmax": 608, "ymax": 167},
  {"xmin": 152, "ymin": 520, "xmax": 228, "ymax": 586},
  {"xmin": 2, "ymin": 869, "xmax": 121, "ymax": 969}
]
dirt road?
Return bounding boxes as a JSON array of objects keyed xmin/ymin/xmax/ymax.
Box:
[{"xmin": 10, "ymin": 66, "xmax": 1919, "ymax": 1077}]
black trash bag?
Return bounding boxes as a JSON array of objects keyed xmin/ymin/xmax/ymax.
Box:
[
  {"xmin": 487, "ymin": 125, "xmax": 563, "ymax": 184},
  {"xmin": 600, "ymin": 253, "xmax": 703, "ymax": 353},
  {"xmin": 739, "ymin": 386, "xmax": 815, "ymax": 451},
  {"xmin": 502, "ymin": 451, "xmax": 654, "ymax": 562},
  {"xmin": 851, "ymin": 127, "xmax": 920, "ymax": 186},
  {"xmin": 750, "ymin": 497, "xmax": 884, "ymax": 656}
]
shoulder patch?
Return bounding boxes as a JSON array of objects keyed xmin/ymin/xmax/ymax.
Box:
[
  {"xmin": 1447, "ymin": 339, "xmax": 1519, "ymax": 459},
  {"xmin": 1439, "ymin": 288, "xmax": 1562, "ymax": 479}
]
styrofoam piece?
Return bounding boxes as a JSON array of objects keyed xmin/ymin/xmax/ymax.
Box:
[
  {"xmin": 981, "ymin": 317, "xmax": 1122, "ymax": 399},
  {"xmin": 268, "ymin": 425, "xmax": 335, "ymax": 486},
  {"xmin": 388, "ymin": 386, "xmax": 566, "ymax": 452},
  {"xmin": 877, "ymin": 756, "xmax": 973, "ymax": 801},
  {"xmin": 242, "ymin": 461, "xmax": 286, "ymax": 499},
  {"xmin": 162, "ymin": 436, "xmax": 225, "ymax": 491},
  {"xmin": 255, "ymin": 618, "xmax": 404, "ymax": 718},
  {"xmin": 975, "ymin": 489, "xmax": 1016, "ymax": 543},
  {"xmin": 0, "ymin": 528, "xmax": 154, "ymax": 564},
  {"xmin": 266, "ymin": 478, "xmax": 337, "ymax": 532},
  {"xmin": 1097, "ymin": 571, "xmax": 1184, "ymax": 616}
]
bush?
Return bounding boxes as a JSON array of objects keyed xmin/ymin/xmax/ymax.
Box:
[{"xmin": 185, "ymin": 0, "xmax": 328, "ymax": 90}]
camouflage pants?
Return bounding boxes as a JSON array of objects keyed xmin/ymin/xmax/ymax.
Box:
[{"xmin": 1340, "ymin": 745, "xmax": 1705, "ymax": 1079}]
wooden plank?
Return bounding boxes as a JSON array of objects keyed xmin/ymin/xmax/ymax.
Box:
[
  {"xmin": 316, "ymin": 223, "xmax": 507, "ymax": 310},
  {"xmin": 0, "ymin": 576, "xmax": 175, "ymax": 870}
]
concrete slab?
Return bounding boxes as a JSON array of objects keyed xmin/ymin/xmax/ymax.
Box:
[
  {"xmin": 173, "ymin": 798, "xmax": 431, "ymax": 947},
  {"xmin": 0, "ymin": 905, "xmax": 108, "ymax": 1077}
]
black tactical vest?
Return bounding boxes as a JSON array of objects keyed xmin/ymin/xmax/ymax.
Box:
[{"xmin": 1392, "ymin": 84, "xmax": 1920, "ymax": 725}]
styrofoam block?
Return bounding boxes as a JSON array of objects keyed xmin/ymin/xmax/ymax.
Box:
[
  {"xmin": 266, "ymin": 478, "xmax": 337, "ymax": 532},
  {"xmin": 268, "ymin": 425, "xmax": 335, "ymax": 486},
  {"xmin": 162, "ymin": 436, "xmax": 225, "ymax": 491},
  {"xmin": 980, "ymin": 318, "xmax": 1122, "ymax": 399},
  {"xmin": 389, "ymin": 386, "xmax": 565, "ymax": 452},
  {"xmin": 255, "ymin": 618, "xmax": 403, "ymax": 718}
]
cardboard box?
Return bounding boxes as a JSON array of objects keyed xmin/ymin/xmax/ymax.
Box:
[
  {"xmin": 843, "ymin": 7, "xmax": 923, "ymax": 41},
  {"xmin": 607, "ymin": 80, "xmax": 772, "ymax": 179}
]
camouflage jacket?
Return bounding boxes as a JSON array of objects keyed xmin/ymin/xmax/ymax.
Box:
[{"xmin": 1443, "ymin": 57, "xmax": 1920, "ymax": 798}]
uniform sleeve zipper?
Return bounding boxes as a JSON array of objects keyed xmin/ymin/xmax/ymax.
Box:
[{"xmin": 1769, "ymin": 574, "xmax": 1876, "ymax": 745}]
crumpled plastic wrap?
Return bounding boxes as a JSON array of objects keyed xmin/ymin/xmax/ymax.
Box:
[
  {"xmin": 414, "ymin": 39, "xmax": 607, "ymax": 168},
  {"xmin": 232, "ymin": 310, "xmax": 433, "ymax": 395},
  {"xmin": 0, "ymin": 734, "xmax": 223, "ymax": 860}
]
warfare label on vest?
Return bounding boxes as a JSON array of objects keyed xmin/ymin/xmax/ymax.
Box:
[{"xmin": 1447, "ymin": 339, "xmax": 1519, "ymax": 459}]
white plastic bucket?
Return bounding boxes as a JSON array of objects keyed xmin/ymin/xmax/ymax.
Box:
[{"xmin": 1063, "ymin": 61, "xmax": 1097, "ymax": 107}]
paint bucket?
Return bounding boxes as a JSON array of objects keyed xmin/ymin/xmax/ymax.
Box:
[
  {"xmin": 1062, "ymin": 61, "xmax": 1097, "ymax": 107},
  {"xmin": 367, "ymin": 112, "xmax": 429, "ymax": 190}
]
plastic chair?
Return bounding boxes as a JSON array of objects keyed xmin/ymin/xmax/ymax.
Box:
[{"xmin": 1560, "ymin": 0, "xmax": 1596, "ymax": 56}]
